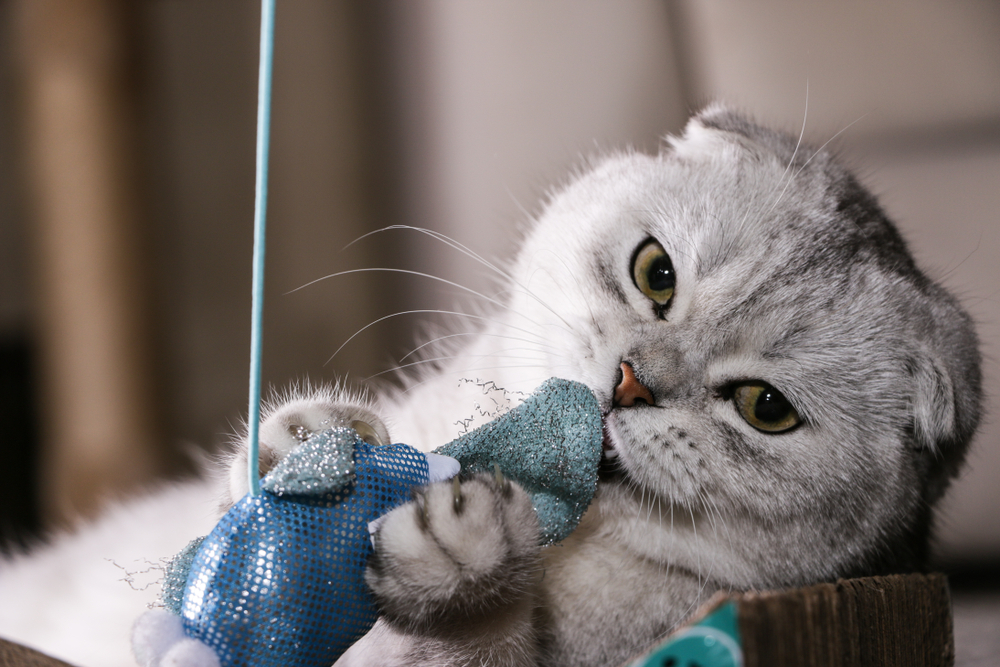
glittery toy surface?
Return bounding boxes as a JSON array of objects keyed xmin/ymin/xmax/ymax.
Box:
[
  {"xmin": 180, "ymin": 431, "xmax": 429, "ymax": 667},
  {"xmin": 434, "ymin": 377, "xmax": 602, "ymax": 545},
  {"xmin": 163, "ymin": 536, "xmax": 206, "ymax": 615},
  {"xmin": 260, "ymin": 427, "xmax": 356, "ymax": 496}
]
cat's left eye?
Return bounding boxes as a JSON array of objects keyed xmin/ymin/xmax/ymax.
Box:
[
  {"xmin": 631, "ymin": 239, "xmax": 675, "ymax": 306},
  {"xmin": 733, "ymin": 382, "xmax": 801, "ymax": 433}
]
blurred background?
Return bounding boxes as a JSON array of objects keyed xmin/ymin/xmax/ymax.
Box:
[{"xmin": 0, "ymin": 0, "xmax": 997, "ymax": 595}]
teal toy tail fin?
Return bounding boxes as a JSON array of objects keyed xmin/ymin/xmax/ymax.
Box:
[{"xmin": 433, "ymin": 378, "xmax": 602, "ymax": 544}]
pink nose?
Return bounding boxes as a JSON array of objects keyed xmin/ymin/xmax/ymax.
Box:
[{"xmin": 613, "ymin": 362, "xmax": 654, "ymax": 407}]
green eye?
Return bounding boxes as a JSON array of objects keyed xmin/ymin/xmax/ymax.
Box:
[
  {"xmin": 631, "ymin": 239, "xmax": 675, "ymax": 306},
  {"xmin": 733, "ymin": 383, "xmax": 801, "ymax": 433}
]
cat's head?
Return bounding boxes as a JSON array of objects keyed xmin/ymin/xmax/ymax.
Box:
[{"xmin": 504, "ymin": 106, "xmax": 981, "ymax": 587}]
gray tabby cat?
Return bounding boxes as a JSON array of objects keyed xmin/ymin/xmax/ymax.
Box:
[{"xmin": 225, "ymin": 106, "xmax": 982, "ymax": 667}]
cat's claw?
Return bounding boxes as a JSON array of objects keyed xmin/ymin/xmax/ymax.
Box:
[{"xmin": 451, "ymin": 476, "xmax": 464, "ymax": 513}]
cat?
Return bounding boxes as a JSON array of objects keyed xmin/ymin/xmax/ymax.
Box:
[
  {"xmin": 221, "ymin": 105, "xmax": 983, "ymax": 666},
  {"xmin": 0, "ymin": 106, "xmax": 982, "ymax": 667}
]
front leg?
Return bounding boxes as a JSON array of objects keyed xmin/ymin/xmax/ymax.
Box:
[
  {"xmin": 365, "ymin": 474, "xmax": 542, "ymax": 666},
  {"xmin": 222, "ymin": 386, "xmax": 390, "ymax": 507}
]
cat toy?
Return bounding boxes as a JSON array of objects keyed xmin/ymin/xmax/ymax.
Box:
[
  {"xmin": 132, "ymin": 377, "xmax": 602, "ymax": 667},
  {"xmin": 131, "ymin": 4, "xmax": 603, "ymax": 664}
]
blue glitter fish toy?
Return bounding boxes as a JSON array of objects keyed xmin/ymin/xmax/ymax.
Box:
[{"xmin": 132, "ymin": 378, "xmax": 601, "ymax": 667}]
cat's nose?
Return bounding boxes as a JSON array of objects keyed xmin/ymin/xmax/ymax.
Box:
[{"xmin": 613, "ymin": 362, "xmax": 654, "ymax": 407}]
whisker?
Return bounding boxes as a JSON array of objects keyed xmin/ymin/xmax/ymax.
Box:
[
  {"xmin": 793, "ymin": 112, "xmax": 869, "ymax": 178},
  {"xmin": 288, "ymin": 258, "xmax": 575, "ymax": 346},
  {"xmin": 399, "ymin": 331, "xmax": 565, "ymax": 363},
  {"xmin": 688, "ymin": 503, "xmax": 702, "ymax": 592},
  {"xmin": 399, "ymin": 332, "xmax": 476, "ymax": 362},
  {"xmin": 504, "ymin": 182, "xmax": 536, "ymax": 225},
  {"xmin": 287, "ymin": 267, "xmax": 509, "ymax": 313},
  {"xmin": 661, "ymin": 503, "xmax": 718, "ymax": 625},
  {"xmin": 702, "ymin": 493, "xmax": 734, "ymax": 560},
  {"xmin": 597, "ymin": 477, "xmax": 649, "ymax": 590},
  {"xmin": 761, "ymin": 79, "xmax": 810, "ymax": 220},
  {"xmin": 326, "ymin": 309, "xmax": 553, "ymax": 365},
  {"xmin": 701, "ymin": 495, "xmax": 735, "ymax": 599},
  {"xmin": 655, "ymin": 494, "xmax": 671, "ymax": 585},
  {"xmin": 345, "ymin": 225, "xmax": 576, "ymax": 332},
  {"xmin": 344, "ymin": 225, "xmax": 507, "ymax": 281},
  {"xmin": 720, "ymin": 85, "xmax": 809, "ymax": 266},
  {"xmin": 527, "ymin": 248, "xmax": 614, "ymax": 335},
  {"xmin": 366, "ymin": 350, "xmax": 572, "ymax": 383},
  {"xmin": 501, "ymin": 286, "xmax": 574, "ymax": 332},
  {"xmin": 695, "ymin": 494, "xmax": 724, "ymax": 587},
  {"xmin": 364, "ymin": 355, "xmax": 463, "ymax": 381},
  {"xmin": 644, "ymin": 485, "xmax": 657, "ymax": 526}
]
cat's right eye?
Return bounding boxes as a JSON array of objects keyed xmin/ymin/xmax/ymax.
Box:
[
  {"xmin": 732, "ymin": 382, "xmax": 801, "ymax": 433},
  {"xmin": 631, "ymin": 239, "xmax": 675, "ymax": 308}
]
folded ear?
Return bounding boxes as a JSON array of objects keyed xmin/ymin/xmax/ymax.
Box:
[
  {"xmin": 908, "ymin": 313, "xmax": 982, "ymax": 504},
  {"xmin": 669, "ymin": 104, "xmax": 802, "ymax": 166},
  {"xmin": 910, "ymin": 352, "xmax": 957, "ymax": 451},
  {"xmin": 910, "ymin": 286, "xmax": 982, "ymax": 446}
]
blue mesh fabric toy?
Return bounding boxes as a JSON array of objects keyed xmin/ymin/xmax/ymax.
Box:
[{"xmin": 132, "ymin": 378, "xmax": 601, "ymax": 667}]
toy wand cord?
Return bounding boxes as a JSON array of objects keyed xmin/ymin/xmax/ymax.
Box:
[{"xmin": 247, "ymin": 0, "xmax": 275, "ymax": 497}]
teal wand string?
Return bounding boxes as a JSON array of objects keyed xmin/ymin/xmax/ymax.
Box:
[{"xmin": 247, "ymin": 0, "xmax": 275, "ymax": 496}]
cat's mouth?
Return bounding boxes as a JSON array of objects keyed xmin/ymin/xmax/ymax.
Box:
[
  {"xmin": 601, "ymin": 416, "xmax": 619, "ymax": 459},
  {"xmin": 599, "ymin": 413, "xmax": 625, "ymax": 482}
]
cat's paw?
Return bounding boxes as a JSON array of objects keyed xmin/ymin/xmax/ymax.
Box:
[
  {"xmin": 366, "ymin": 472, "xmax": 541, "ymax": 633},
  {"xmin": 222, "ymin": 387, "xmax": 389, "ymax": 507}
]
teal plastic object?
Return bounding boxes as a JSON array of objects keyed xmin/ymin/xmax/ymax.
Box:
[
  {"xmin": 628, "ymin": 601, "xmax": 743, "ymax": 667},
  {"xmin": 434, "ymin": 377, "xmax": 603, "ymax": 545}
]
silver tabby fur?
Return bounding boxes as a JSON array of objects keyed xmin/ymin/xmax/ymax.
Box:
[{"xmin": 224, "ymin": 106, "xmax": 982, "ymax": 667}]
